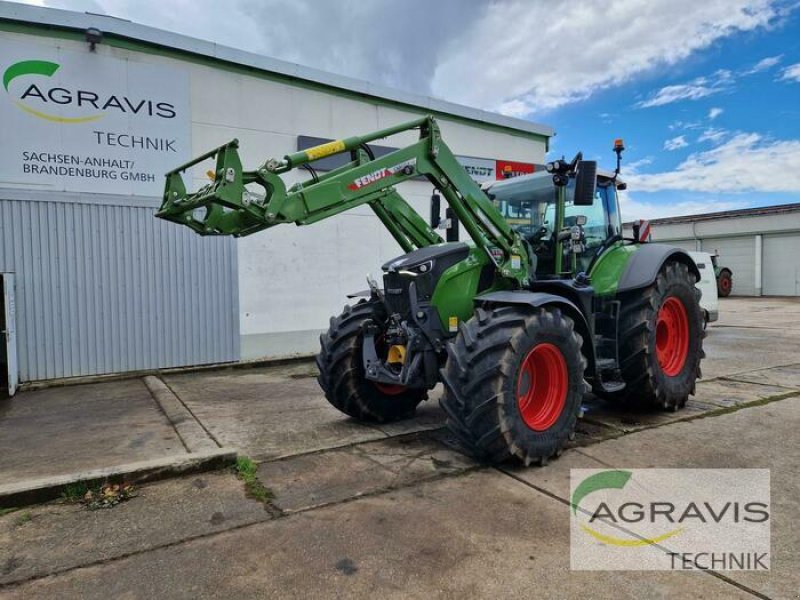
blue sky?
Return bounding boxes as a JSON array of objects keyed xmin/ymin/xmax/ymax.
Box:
[
  {"xmin": 547, "ymin": 7, "xmax": 800, "ymax": 218},
  {"xmin": 18, "ymin": 0, "xmax": 800, "ymax": 219}
]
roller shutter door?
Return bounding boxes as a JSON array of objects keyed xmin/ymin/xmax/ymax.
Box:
[
  {"xmin": 763, "ymin": 234, "xmax": 800, "ymax": 296},
  {"xmin": 702, "ymin": 236, "xmax": 755, "ymax": 296}
]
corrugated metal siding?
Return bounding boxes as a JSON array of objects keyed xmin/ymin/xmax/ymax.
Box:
[{"xmin": 0, "ymin": 197, "xmax": 239, "ymax": 382}]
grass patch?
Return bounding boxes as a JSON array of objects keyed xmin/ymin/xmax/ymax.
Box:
[
  {"xmin": 14, "ymin": 511, "xmax": 32, "ymax": 526},
  {"xmin": 236, "ymin": 456, "xmax": 273, "ymax": 504},
  {"xmin": 62, "ymin": 481, "xmax": 90, "ymax": 503}
]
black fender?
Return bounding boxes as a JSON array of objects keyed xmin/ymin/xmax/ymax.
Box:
[
  {"xmin": 346, "ymin": 289, "xmax": 372, "ymax": 299},
  {"xmin": 474, "ymin": 290, "xmax": 596, "ymax": 377},
  {"xmin": 618, "ymin": 244, "xmax": 700, "ymax": 293}
]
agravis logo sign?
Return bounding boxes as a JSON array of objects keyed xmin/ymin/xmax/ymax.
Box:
[
  {"xmin": 0, "ymin": 39, "xmax": 190, "ymax": 196},
  {"xmin": 571, "ymin": 470, "xmax": 683, "ymax": 546},
  {"xmin": 570, "ymin": 469, "xmax": 770, "ymax": 571},
  {"xmin": 3, "ymin": 59, "xmax": 177, "ymax": 124}
]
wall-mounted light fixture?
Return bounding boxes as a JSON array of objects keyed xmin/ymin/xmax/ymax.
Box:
[{"xmin": 85, "ymin": 27, "xmax": 102, "ymax": 51}]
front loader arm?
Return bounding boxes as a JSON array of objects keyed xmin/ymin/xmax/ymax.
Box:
[{"xmin": 157, "ymin": 116, "xmax": 531, "ymax": 284}]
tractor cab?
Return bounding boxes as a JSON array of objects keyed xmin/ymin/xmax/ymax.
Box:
[{"xmin": 484, "ymin": 169, "xmax": 625, "ymax": 276}]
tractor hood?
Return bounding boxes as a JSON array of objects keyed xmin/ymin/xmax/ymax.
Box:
[{"xmin": 382, "ymin": 242, "xmax": 469, "ymax": 273}]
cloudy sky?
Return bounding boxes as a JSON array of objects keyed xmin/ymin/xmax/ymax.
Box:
[{"xmin": 17, "ymin": 0, "xmax": 800, "ymax": 219}]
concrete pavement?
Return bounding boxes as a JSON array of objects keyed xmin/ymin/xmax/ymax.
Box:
[
  {"xmin": 0, "ymin": 379, "xmax": 186, "ymax": 486},
  {"xmin": 1, "ymin": 297, "xmax": 799, "ymax": 598},
  {"xmin": 3, "ymin": 398, "xmax": 795, "ymax": 599}
]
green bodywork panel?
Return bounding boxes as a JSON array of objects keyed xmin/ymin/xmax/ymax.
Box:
[
  {"xmin": 430, "ymin": 244, "xmax": 510, "ymax": 328},
  {"xmin": 588, "ymin": 241, "xmax": 638, "ymax": 296}
]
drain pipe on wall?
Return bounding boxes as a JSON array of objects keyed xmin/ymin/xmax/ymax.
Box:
[
  {"xmin": 754, "ymin": 234, "xmax": 763, "ymax": 297},
  {"xmin": 692, "ymin": 222, "xmax": 699, "ymax": 250}
]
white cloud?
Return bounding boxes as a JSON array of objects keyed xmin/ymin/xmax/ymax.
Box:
[
  {"xmin": 639, "ymin": 53, "xmax": 784, "ymax": 110},
  {"xmin": 618, "ymin": 191, "xmax": 748, "ymax": 221},
  {"xmin": 669, "ymin": 120, "xmax": 703, "ymax": 131},
  {"xmin": 698, "ymin": 127, "xmax": 728, "ymax": 143},
  {"xmin": 432, "ymin": 0, "xmax": 780, "ymax": 115},
  {"xmin": 624, "ymin": 157, "xmax": 654, "ymax": 174},
  {"xmin": 780, "ymin": 63, "xmax": 800, "ymax": 82},
  {"xmin": 742, "ymin": 55, "xmax": 782, "ymax": 74},
  {"xmin": 637, "ymin": 70, "xmax": 733, "ymax": 108},
  {"xmin": 629, "ymin": 133, "xmax": 800, "ymax": 193},
  {"xmin": 664, "ymin": 135, "xmax": 689, "ymax": 151}
]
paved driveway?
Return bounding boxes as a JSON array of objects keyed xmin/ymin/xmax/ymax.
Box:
[{"xmin": 1, "ymin": 297, "xmax": 798, "ymax": 598}]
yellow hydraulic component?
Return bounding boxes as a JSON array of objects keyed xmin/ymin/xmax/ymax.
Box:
[
  {"xmin": 387, "ymin": 344, "xmax": 406, "ymax": 364},
  {"xmin": 206, "ymin": 169, "xmax": 216, "ymax": 181}
]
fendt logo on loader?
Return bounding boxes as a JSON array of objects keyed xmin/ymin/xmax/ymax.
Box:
[
  {"xmin": 3, "ymin": 59, "xmax": 177, "ymax": 124},
  {"xmin": 347, "ymin": 158, "xmax": 416, "ymax": 190}
]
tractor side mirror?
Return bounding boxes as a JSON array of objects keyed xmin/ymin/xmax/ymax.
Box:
[
  {"xmin": 430, "ymin": 192, "xmax": 441, "ymax": 229},
  {"xmin": 573, "ymin": 160, "xmax": 597, "ymax": 206}
]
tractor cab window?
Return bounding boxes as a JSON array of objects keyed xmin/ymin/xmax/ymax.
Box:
[
  {"xmin": 564, "ymin": 185, "xmax": 612, "ymax": 261},
  {"xmin": 490, "ymin": 172, "xmax": 555, "ymax": 240},
  {"xmin": 489, "ymin": 172, "xmax": 620, "ymax": 275}
]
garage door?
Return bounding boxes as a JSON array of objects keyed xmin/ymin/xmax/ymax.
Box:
[
  {"xmin": 702, "ymin": 236, "xmax": 755, "ymax": 296},
  {"xmin": 763, "ymin": 234, "xmax": 800, "ymax": 296}
]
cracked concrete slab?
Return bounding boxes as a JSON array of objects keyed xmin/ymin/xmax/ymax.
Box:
[
  {"xmin": 257, "ymin": 431, "xmax": 475, "ymax": 512},
  {"xmin": 0, "ymin": 471, "xmax": 269, "ymax": 587},
  {"xmin": 724, "ymin": 364, "xmax": 800, "ymax": 389},
  {"xmin": 163, "ymin": 370, "xmax": 390, "ymax": 459},
  {"xmin": 580, "ymin": 396, "xmax": 713, "ymax": 433},
  {"xmin": 701, "ymin": 325, "xmax": 800, "ymax": 380},
  {"xmin": 0, "ymin": 379, "xmax": 185, "ymax": 487},
  {"xmin": 1, "ymin": 470, "xmax": 748, "ymax": 600},
  {"xmin": 163, "ymin": 369, "xmax": 447, "ymax": 460},
  {"xmin": 693, "ymin": 377, "xmax": 797, "ymax": 407}
]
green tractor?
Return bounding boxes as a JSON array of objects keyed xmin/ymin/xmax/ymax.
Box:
[
  {"xmin": 157, "ymin": 116, "xmax": 704, "ymax": 466},
  {"xmin": 711, "ymin": 253, "xmax": 733, "ymax": 297}
]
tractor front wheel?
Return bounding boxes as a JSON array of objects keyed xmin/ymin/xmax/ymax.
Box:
[
  {"xmin": 317, "ymin": 300, "xmax": 426, "ymax": 422},
  {"xmin": 440, "ymin": 305, "xmax": 586, "ymax": 465},
  {"xmin": 611, "ymin": 261, "xmax": 705, "ymax": 410}
]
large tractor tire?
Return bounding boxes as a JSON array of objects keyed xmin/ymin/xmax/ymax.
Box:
[
  {"xmin": 317, "ymin": 299, "xmax": 426, "ymax": 422},
  {"xmin": 440, "ymin": 305, "xmax": 587, "ymax": 465},
  {"xmin": 608, "ymin": 261, "xmax": 705, "ymax": 410},
  {"xmin": 717, "ymin": 269, "xmax": 733, "ymax": 297}
]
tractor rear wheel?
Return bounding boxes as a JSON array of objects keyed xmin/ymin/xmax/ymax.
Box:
[
  {"xmin": 317, "ymin": 299, "xmax": 426, "ymax": 422},
  {"xmin": 717, "ymin": 269, "xmax": 733, "ymax": 297},
  {"xmin": 440, "ymin": 305, "xmax": 586, "ymax": 465},
  {"xmin": 608, "ymin": 261, "xmax": 705, "ymax": 410}
]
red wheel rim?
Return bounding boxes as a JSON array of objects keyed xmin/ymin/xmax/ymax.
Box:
[
  {"xmin": 516, "ymin": 343, "xmax": 568, "ymax": 431},
  {"xmin": 374, "ymin": 382, "xmax": 406, "ymax": 396},
  {"xmin": 655, "ymin": 297, "xmax": 689, "ymax": 376},
  {"xmin": 720, "ymin": 276, "xmax": 731, "ymax": 294},
  {"xmin": 372, "ymin": 332, "xmax": 407, "ymax": 396}
]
